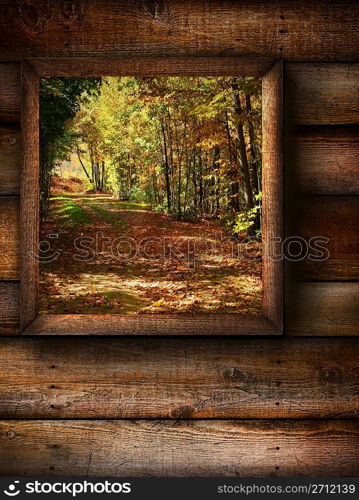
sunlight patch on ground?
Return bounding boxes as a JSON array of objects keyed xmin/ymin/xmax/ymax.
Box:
[{"xmin": 40, "ymin": 269, "xmax": 261, "ymax": 315}]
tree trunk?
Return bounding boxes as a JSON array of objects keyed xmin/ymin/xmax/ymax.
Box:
[
  {"xmin": 192, "ymin": 149, "xmax": 198, "ymax": 209},
  {"xmin": 100, "ymin": 161, "xmax": 106, "ymax": 191},
  {"xmin": 177, "ymin": 155, "xmax": 182, "ymax": 217},
  {"xmin": 224, "ymin": 112, "xmax": 240, "ymax": 212},
  {"xmin": 245, "ymin": 94, "xmax": 261, "ymax": 231},
  {"xmin": 245, "ymin": 94, "xmax": 260, "ymax": 196},
  {"xmin": 198, "ymin": 152, "xmax": 204, "ymax": 213},
  {"xmin": 161, "ymin": 119, "xmax": 172, "ymax": 212},
  {"xmin": 211, "ymin": 146, "xmax": 220, "ymax": 215},
  {"xmin": 76, "ymin": 145, "xmax": 93, "ymax": 183},
  {"xmin": 231, "ymin": 78, "xmax": 254, "ymax": 211}
]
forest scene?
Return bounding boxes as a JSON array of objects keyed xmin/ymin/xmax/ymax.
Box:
[{"xmin": 39, "ymin": 76, "xmax": 263, "ymax": 315}]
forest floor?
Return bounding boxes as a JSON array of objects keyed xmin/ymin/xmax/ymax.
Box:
[{"xmin": 40, "ymin": 192, "xmax": 262, "ymax": 314}]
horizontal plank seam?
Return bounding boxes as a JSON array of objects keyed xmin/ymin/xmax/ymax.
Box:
[
  {"xmin": 1, "ymin": 333, "xmax": 359, "ymax": 340},
  {"xmin": 295, "ymin": 279, "xmax": 359, "ymax": 283},
  {"xmin": 0, "ymin": 417, "xmax": 358, "ymax": 422},
  {"xmin": 293, "ymin": 195, "xmax": 359, "ymax": 199},
  {"xmin": 13, "ymin": 334, "xmax": 286, "ymax": 340}
]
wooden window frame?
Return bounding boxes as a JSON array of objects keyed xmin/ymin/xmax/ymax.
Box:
[{"xmin": 20, "ymin": 57, "xmax": 283, "ymax": 336}]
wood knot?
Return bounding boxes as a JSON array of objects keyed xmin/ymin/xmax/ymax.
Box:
[
  {"xmin": 171, "ymin": 405, "xmax": 195, "ymax": 418},
  {"xmin": 48, "ymin": 443, "xmax": 61, "ymax": 449},
  {"xmin": 142, "ymin": 0, "xmax": 165, "ymax": 20},
  {"xmin": 18, "ymin": 1, "xmax": 52, "ymax": 31},
  {"xmin": 317, "ymin": 365, "xmax": 342, "ymax": 383},
  {"xmin": 8, "ymin": 136, "xmax": 17, "ymax": 145},
  {"xmin": 18, "ymin": 2, "xmax": 39, "ymax": 28},
  {"xmin": 61, "ymin": 0, "xmax": 84, "ymax": 21},
  {"xmin": 222, "ymin": 366, "xmax": 250, "ymax": 383},
  {"xmin": 7, "ymin": 430, "xmax": 15, "ymax": 439}
]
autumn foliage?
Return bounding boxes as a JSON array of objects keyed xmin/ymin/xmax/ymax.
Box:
[{"xmin": 40, "ymin": 76, "xmax": 262, "ymax": 315}]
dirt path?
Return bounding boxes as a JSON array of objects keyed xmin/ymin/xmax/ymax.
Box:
[{"xmin": 40, "ymin": 193, "xmax": 262, "ymax": 314}]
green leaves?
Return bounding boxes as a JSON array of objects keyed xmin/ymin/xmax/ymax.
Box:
[{"xmin": 40, "ymin": 77, "xmax": 101, "ymax": 215}]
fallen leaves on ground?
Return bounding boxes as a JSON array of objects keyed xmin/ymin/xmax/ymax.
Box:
[{"xmin": 40, "ymin": 193, "xmax": 262, "ymax": 315}]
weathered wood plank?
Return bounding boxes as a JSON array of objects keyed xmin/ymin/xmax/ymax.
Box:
[
  {"xmin": 30, "ymin": 56, "xmax": 274, "ymax": 78},
  {"xmin": 262, "ymin": 61, "xmax": 283, "ymax": 330},
  {"xmin": 23, "ymin": 314, "xmax": 279, "ymax": 336},
  {"xmin": 0, "ymin": 338, "xmax": 357, "ymax": 418},
  {"xmin": 0, "ymin": 1, "xmax": 358, "ymax": 61},
  {"xmin": 0, "ymin": 282, "xmax": 20, "ymax": 335},
  {"xmin": 291, "ymin": 126, "xmax": 359, "ymax": 195},
  {"xmin": 0, "ymin": 197, "xmax": 20, "ymax": 280},
  {"xmin": 286, "ymin": 64, "xmax": 359, "ymax": 125},
  {"xmin": 0, "ymin": 420, "xmax": 358, "ymax": 476},
  {"xmin": 286, "ymin": 282, "xmax": 359, "ymax": 336},
  {"xmin": 293, "ymin": 197, "xmax": 359, "ymax": 280},
  {"xmin": 0, "ymin": 64, "xmax": 21, "ymax": 124},
  {"xmin": 0, "ymin": 126, "xmax": 21, "ymax": 195}
]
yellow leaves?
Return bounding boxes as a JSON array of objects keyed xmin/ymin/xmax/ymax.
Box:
[{"xmin": 152, "ymin": 298, "xmax": 165, "ymax": 307}]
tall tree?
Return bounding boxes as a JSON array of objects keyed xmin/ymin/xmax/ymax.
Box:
[{"xmin": 230, "ymin": 78, "xmax": 254, "ymax": 211}]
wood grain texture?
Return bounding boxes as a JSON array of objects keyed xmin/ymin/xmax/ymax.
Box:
[
  {"xmin": 262, "ymin": 61, "xmax": 283, "ymax": 330},
  {"xmin": 286, "ymin": 282, "xmax": 359, "ymax": 336},
  {"xmin": 21, "ymin": 61, "xmax": 39, "ymax": 330},
  {"xmin": 0, "ymin": 1, "xmax": 358, "ymax": 61},
  {"xmin": 0, "ymin": 420, "xmax": 358, "ymax": 476},
  {"xmin": 30, "ymin": 56, "xmax": 274, "ymax": 78},
  {"xmin": 291, "ymin": 126, "xmax": 359, "ymax": 196},
  {"xmin": 0, "ymin": 64, "xmax": 20, "ymax": 124},
  {"xmin": 0, "ymin": 126, "xmax": 21, "ymax": 195},
  {"xmin": 293, "ymin": 197, "xmax": 359, "ymax": 280},
  {"xmin": 0, "ymin": 197, "xmax": 20, "ymax": 280},
  {"xmin": 0, "ymin": 282, "xmax": 20, "ymax": 335},
  {"xmin": 23, "ymin": 314, "xmax": 279, "ymax": 336},
  {"xmin": 286, "ymin": 64, "xmax": 359, "ymax": 125},
  {"xmin": 0, "ymin": 338, "xmax": 357, "ymax": 418}
]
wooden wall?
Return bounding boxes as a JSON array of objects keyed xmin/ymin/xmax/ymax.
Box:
[
  {"xmin": 285, "ymin": 64, "xmax": 359, "ymax": 334},
  {"xmin": 0, "ymin": 0, "xmax": 358, "ymax": 477}
]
